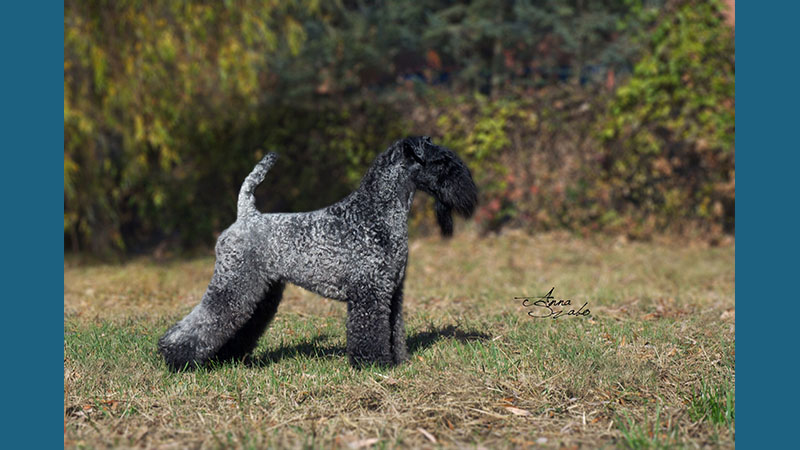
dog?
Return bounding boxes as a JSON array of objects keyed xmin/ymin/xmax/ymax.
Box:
[{"xmin": 158, "ymin": 136, "xmax": 477, "ymax": 368}]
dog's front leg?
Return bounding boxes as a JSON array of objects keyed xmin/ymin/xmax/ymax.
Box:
[
  {"xmin": 389, "ymin": 283, "xmax": 408, "ymax": 364},
  {"xmin": 346, "ymin": 289, "xmax": 394, "ymax": 367}
]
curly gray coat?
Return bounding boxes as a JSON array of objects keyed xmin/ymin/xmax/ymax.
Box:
[{"xmin": 158, "ymin": 136, "xmax": 477, "ymax": 369}]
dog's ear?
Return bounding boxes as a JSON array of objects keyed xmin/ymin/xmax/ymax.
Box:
[
  {"xmin": 403, "ymin": 138, "xmax": 426, "ymax": 165},
  {"xmin": 435, "ymin": 200, "xmax": 454, "ymax": 238}
]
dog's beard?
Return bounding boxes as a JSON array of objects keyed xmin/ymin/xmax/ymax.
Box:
[
  {"xmin": 435, "ymin": 200, "xmax": 454, "ymax": 237},
  {"xmin": 432, "ymin": 172, "xmax": 477, "ymax": 238}
]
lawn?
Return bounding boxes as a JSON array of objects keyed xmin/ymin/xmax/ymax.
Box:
[{"xmin": 64, "ymin": 231, "xmax": 735, "ymax": 448}]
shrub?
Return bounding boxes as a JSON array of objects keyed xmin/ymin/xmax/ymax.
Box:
[{"xmin": 595, "ymin": 0, "xmax": 735, "ymax": 235}]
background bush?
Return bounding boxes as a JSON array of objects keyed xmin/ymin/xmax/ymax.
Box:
[
  {"xmin": 64, "ymin": 0, "xmax": 734, "ymax": 256},
  {"xmin": 596, "ymin": 0, "xmax": 735, "ymax": 236}
]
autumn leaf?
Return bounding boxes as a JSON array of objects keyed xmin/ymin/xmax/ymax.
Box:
[
  {"xmin": 348, "ymin": 438, "xmax": 379, "ymax": 449},
  {"xmin": 504, "ymin": 406, "xmax": 531, "ymax": 416},
  {"xmin": 418, "ymin": 428, "xmax": 437, "ymax": 443}
]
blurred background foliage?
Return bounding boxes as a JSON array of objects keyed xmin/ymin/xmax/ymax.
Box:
[{"xmin": 64, "ymin": 0, "xmax": 734, "ymax": 256}]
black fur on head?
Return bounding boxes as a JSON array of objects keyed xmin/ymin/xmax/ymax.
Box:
[{"xmin": 401, "ymin": 136, "xmax": 478, "ymax": 237}]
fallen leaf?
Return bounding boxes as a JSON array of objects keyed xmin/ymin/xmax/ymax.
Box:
[
  {"xmin": 134, "ymin": 426, "xmax": 149, "ymax": 443},
  {"xmin": 102, "ymin": 400, "xmax": 119, "ymax": 410},
  {"xmin": 504, "ymin": 406, "xmax": 531, "ymax": 416},
  {"xmin": 348, "ymin": 438, "xmax": 379, "ymax": 449},
  {"xmin": 418, "ymin": 428, "xmax": 437, "ymax": 443}
]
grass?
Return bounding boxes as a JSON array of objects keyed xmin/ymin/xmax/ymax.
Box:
[
  {"xmin": 687, "ymin": 377, "xmax": 735, "ymax": 429},
  {"xmin": 64, "ymin": 230, "xmax": 735, "ymax": 448},
  {"xmin": 617, "ymin": 405, "xmax": 677, "ymax": 449}
]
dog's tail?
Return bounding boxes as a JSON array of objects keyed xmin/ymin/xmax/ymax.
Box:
[{"xmin": 237, "ymin": 153, "xmax": 279, "ymax": 219}]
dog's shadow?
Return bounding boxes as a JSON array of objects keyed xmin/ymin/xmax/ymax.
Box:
[
  {"xmin": 247, "ymin": 324, "xmax": 491, "ymax": 367},
  {"xmin": 406, "ymin": 324, "xmax": 491, "ymax": 354},
  {"xmin": 247, "ymin": 334, "xmax": 344, "ymax": 367}
]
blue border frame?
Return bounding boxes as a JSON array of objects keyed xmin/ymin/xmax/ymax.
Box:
[
  {"xmin": 0, "ymin": 1, "xmax": 793, "ymax": 447},
  {"xmin": 1, "ymin": 2, "xmax": 64, "ymax": 447},
  {"xmin": 737, "ymin": 1, "xmax": 799, "ymax": 447}
]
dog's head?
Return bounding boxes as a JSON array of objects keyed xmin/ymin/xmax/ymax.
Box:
[{"xmin": 401, "ymin": 136, "xmax": 478, "ymax": 237}]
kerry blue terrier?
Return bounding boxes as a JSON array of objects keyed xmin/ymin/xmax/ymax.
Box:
[{"xmin": 158, "ymin": 136, "xmax": 477, "ymax": 369}]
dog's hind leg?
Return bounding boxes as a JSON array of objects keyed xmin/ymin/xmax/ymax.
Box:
[
  {"xmin": 215, "ymin": 280, "xmax": 285, "ymax": 362},
  {"xmin": 158, "ymin": 265, "xmax": 281, "ymax": 370},
  {"xmin": 158, "ymin": 225, "xmax": 285, "ymax": 370}
]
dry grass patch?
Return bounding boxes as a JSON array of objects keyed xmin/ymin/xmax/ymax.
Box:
[{"xmin": 65, "ymin": 231, "xmax": 734, "ymax": 448}]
